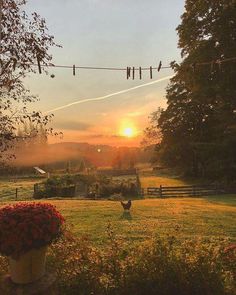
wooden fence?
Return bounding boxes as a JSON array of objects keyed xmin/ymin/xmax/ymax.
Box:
[
  {"xmin": 0, "ymin": 187, "xmax": 34, "ymax": 201},
  {"xmin": 0, "ymin": 188, "xmax": 19, "ymax": 200},
  {"xmin": 144, "ymin": 185, "xmax": 234, "ymax": 198},
  {"xmin": 97, "ymin": 168, "xmax": 137, "ymax": 177}
]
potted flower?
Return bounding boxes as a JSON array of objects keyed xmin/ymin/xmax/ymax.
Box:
[{"xmin": 0, "ymin": 202, "xmax": 64, "ymax": 284}]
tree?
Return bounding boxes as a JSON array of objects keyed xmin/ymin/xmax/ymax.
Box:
[
  {"xmin": 0, "ymin": 0, "xmax": 59, "ymax": 163},
  {"xmin": 129, "ymin": 154, "xmax": 136, "ymax": 169},
  {"xmin": 15, "ymin": 122, "xmax": 47, "ymax": 151},
  {"xmin": 112, "ymin": 151, "xmax": 122, "ymax": 169},
  {"xmin": 78, "ymin": 159, "xmax": 86, "ymax": 173},
  {"xmin": 142, "ymin": 108, "xmax": 163, "ymax": 147},
  {"xmin": 147, "ymin": 0, "xmax": 236, "ymax": 180}
]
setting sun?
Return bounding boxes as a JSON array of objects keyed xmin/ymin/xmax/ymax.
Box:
[
  {"xmin": 119, "ymin": 120, "xmax": 138, "ymax": 139},
  {"xmin": 123, "ymin": 127, "xmax": 134, "ymax": 137}
]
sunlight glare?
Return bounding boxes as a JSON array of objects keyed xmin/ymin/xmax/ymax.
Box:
[{"xmin": 123, "ymin": 127, "xmax": 134, "ymax": 138}]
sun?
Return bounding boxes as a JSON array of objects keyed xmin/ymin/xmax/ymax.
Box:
[{"xmin": 122, "ymin": 127, "xmax": 134, "ymax": 138}]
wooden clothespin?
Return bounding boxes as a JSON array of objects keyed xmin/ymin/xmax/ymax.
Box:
[
  {"xmin": 139, "ymin": 67, "xmax": 142, "ymax": 80},
  {"xmin": 13, "ymin": 59, "xmax": 17, "ymax": 71},
  {"xmin": 150, "ymin": 66, "xmax": 153, "ymax": 79},
  {"xmin": 158, "ymin": 61, "xmax": 162, "ymax": 72},
  {"xmin": 216, "ymin": 59, "xmax": 222, "ymax": 71},
  {"xmin": 127, "ymin": 67, "xmax": 131, "ymax": 79},
  {"xmin": 73, "ymin": 65, "xmax": 76, "ymax": 76},
  {"xmin": 37, "ymin": 55, "xmax": 42, "ymax": 74},
  {"xmin": 132, "ymin": 67, "xmax": 135, "ymax": 80},
  {"xmin": 211, "ymin": 60, "xmax": 215, "ymax": 73}
]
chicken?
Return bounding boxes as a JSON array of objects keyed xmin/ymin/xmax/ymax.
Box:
[{"xmin": 120, "ymin": 200, "xmax": 132, "ymax": 211}]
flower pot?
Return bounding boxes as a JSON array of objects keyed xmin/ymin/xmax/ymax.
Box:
[{"xmin": 9, "ymin": 246, "xmax": 47, "ymax": 284}]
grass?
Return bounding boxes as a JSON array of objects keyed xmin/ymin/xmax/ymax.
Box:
[
  {"xmin": 0, "ymin": 178, "xmax": 38, "ymax": 201},
  {"xmin": 0, "ymin": 175, "xmax": 235, "ymax": 245},
  {"xmin": 1, "ymin": 196, "xmax": 235, "ymax": 245},
  {"xmin": 139, "ymin": 167, "xmax": 196, "ymax": 189},
  {"xmin": 140, "ymin": 175, "xmax": 191, "ymax": 188},
  {"xmin": 0, "ymin": 174, "xmax": 235, "ymax": 295},
  {"xmin": 57, "ymin": 197, "xmax": 236, "ymax": 243}
]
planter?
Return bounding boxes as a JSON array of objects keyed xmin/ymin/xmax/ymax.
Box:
[{"xmin": 9, "ymin": 246, "xmax": 47, "ymax": 284}]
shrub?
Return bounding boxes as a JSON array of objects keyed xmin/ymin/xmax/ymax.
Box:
[
  {"xmin": 99, "ymin": 181, "xmax": 140, "ymax": 198},
  {"xmin": 0, "ymin": 229, "xmax": 235, "ymax": 294},
  {"xmin": 34, "ymin": 174, "xmax": 103, "ymax": 199},
  {"xmin": 45, "ymin": 230, "xmax": 236, "ymax": 295}
]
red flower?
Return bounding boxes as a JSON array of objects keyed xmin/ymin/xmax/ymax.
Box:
[{"xmin": 0, "ymin": 202, "xmax": 65, "ymax": 258}]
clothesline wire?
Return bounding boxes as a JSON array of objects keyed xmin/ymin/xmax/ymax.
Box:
[
  {"xmin": 31, "ymin": 56, "xmax": 236, "ymax": 72},
  {"xmin": 32, "ymin": 64, "xmax": 172, "ymax": 71}
]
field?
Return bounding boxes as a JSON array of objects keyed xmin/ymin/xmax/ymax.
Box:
[
  {"xmin": 139, "ymin": 167, "xmax": 198, "ymax": 189},
  {"xmin": 1, "ymin": 197, "xmax": 235, "ymax": 245},
  {"xmin": 50, "ymin": 197, "xmax": 236, "ymax": 243},
  {"xmin": 140, "ymin": 175, "xmax": 191, "ymax": 188},
  {"xmin": 0, "ymin": 176, "xmax": 236, "ymax": 294},
  {"xmin": 0, "ymin": 178, "xmax": 40, "ymax": 201},
  {"xmin": 0, "ymin": 175, "xmax": 235, "ymax": 245}
]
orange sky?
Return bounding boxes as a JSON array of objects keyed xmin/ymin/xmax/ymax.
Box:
[
  {"xmin": 24, "ymin": 0, "xmax": 183, "ymax": 147},
  {"xmin": 48, "ymin": 97, "xmax": 167, "ymax": 147}
]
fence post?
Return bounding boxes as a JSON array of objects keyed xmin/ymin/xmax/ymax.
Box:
[
  {"xmin": 34, "ymin": 184, "xmax": 38, "ymax": 193},
  {"xmin": 15, "ymin": 188, "xmax": 18, "ymax": 200},
  {"xmin": 192, "ymin": 186, "xmax": 195, "ymax": 197},
  {"xmin": 141, "ymin": 188, "xmax": 144, "ymax": 197},
  {"xmin": 159, "ymin": 185, "xmax": 162, "ymax": 198}
]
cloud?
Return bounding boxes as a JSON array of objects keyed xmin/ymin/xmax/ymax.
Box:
[
  {"xmin": 86, "ymin": 134, "xmax": 104, "ymax": 138},
  {"xmin": 54, "ymin": 119, "xmax": 92, "ymax": 131},
  {"xmin": 126, "ymin": 111, "xmax": 143, "ymax": 117},
  {"xmin": 77, "ymin": 133, "xmax": 126, "ymax": 139}
]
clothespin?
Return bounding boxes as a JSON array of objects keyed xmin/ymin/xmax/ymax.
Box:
[
  {"xmin": 127, "ymin": 67, "xmax": 131, "ymax": 79},
  {"xmin": 211, "ymin": 60, "xmax": 215, "ymax": 73},
  {"xmin": 37, "ymin": 55, "xmax": 42, "ymax": 74},
  {"xmin": 73, "ymin": 65, "xmax": 76, "ymax": 76},
  {"xmin": 13, "ymin": 59, "xmax": 17, "ymax": 71},
  {"xmin": 132, "ymin": 67, "xmax": 135, "ymax": 80},
  {"xmin": 158, "ymin": 61, "xmax": 162, "ymax": 72},
  {"xmin": 150, "ymin": 66, "xmax": 153, "ymax": 79},
  {"xmin": 139, "ymin": 67, "xmax": 142, "ymax": 80},
  {"xmin": 216, "ymin": 59, "xmax": 222, "ymax": 71}
]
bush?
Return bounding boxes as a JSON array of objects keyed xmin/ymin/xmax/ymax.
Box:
[
  {"xmin": 33, "ymin": 174, "xmax": 92, "ymax": 199},
  {"xmin": 34, "ymin": 174, "xmax": 142, "ymax": 199},
  {"xmin": 99, "ymin": 181, "xmax": 140, "ymax": 198},
  {"xmin": 0, "ymin": 229, "xmax": 235, "ymax": 294},
  {"xmin": 45, "ymin": 230, "xmax": 236, "ymax": 295}
]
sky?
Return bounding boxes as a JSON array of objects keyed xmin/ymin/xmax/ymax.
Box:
[{"xmin": 24, "ymin": 0, "xmax": 185, "ymax": 147}]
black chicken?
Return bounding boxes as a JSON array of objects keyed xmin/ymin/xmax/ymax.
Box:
[{"xmin": 120, "ymin": 200, "xmax": 132, "ymax": 211}]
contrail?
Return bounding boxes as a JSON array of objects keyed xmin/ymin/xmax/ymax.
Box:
[{"xmin": 45, "ymin": 75, "xmax": 174, "ymax": 114}]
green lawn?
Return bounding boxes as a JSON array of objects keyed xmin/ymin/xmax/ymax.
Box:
[
  {"xmin": 2, "ymin": 196, "xmax": 234, "ymax": 245},
  {"xmin": 140, "ymin": 175, "xmax": 191, "ymax": 188},
  {"xmin": 0, "ymin": 178, "xmax": 38, "ymax": 201},
  {"xmin": 63, "ymin": 197, "xmax": 236, "ymax": 243},
  {"xmin": 0, "ymin": 176, "xmax": 235, "ymax": 246}
]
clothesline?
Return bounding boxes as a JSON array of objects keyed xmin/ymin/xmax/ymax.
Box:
[{"xmin": 26, "ymin": 55, "xmax": 236, "ymax": 79}]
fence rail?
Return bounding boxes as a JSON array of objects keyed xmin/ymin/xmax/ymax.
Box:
[
  {"xmin": 145, "ymin": 185, "xmax": 235, "ymax": 198},
  {"xmin": 0, "ymin": 186, "xmax": 34, "ymax": 201},
  {"xmin": 1, "ymin": 183, "xmax": 235, "ymax": 201}
]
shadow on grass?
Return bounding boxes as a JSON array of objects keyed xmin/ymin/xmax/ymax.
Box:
[
  {"xmin": 204, "ymin": 194, "xmax": 236, "ymax": 206},
  {"xmin": 120, "ymin": 211, "xmax": 132, "ymax": 221}
]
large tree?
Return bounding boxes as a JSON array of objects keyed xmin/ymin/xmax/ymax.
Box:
[
  {"xmin": 147, "ymin": 0, "xmax": 236, "ymax": 180},
  {"xmin": 0, "ymin": 0, "xmax": 59, "ymax": 163}
]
